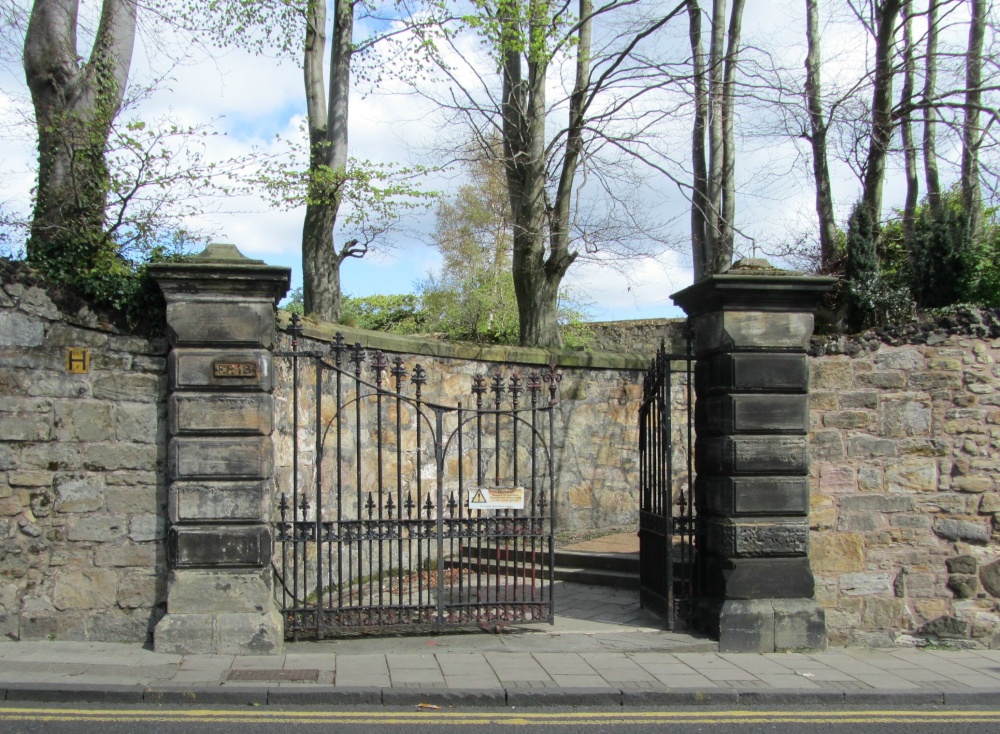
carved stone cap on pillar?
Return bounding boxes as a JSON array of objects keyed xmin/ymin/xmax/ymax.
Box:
[
  {"xmin": 671, "ymin": 259, "xmax": 837, "ymax": 318},
  {"xmin": 149, "ymin": 243, "xmax": 291, "ymax": 305}
]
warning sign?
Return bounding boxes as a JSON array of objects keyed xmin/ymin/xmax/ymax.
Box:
[{"xmin": 467, "ymin": 486, "xmax": 526, "ymax": 510}]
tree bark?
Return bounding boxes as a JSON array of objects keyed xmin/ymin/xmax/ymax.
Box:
[
  {"xmin": 923, "ymin": 0, "xmax": 942, "ymax": 215},
  {"xmin": 23, "ymin": 0, "xmax": 137, "ymax": 270},
  {"xmin": 717, "ymin": 0, "xmax": 744, "ymax": 272},
  {"xmin": 804, "ymin": 0, "xmax": 839, "ymax": 270},
  {"xmin": 505, "ymin": 0, "xmax": 580, "ymax": 348},
  {"xmin": 900, "ymin": 3, "xmax": 918, "ymax": 243},
  {"xmin": 861, "ymin": 0, "xmax": 902, "ymax": 224},
  {"xmin": 688, "ymin": 0, "xmax": 710, "ymax": 280},
  {"xmin": 301, "ymin": 0, "xmax": 352, "ymax": 322},
  {"xmin": 961, "ymin": 0, "xmax": 985, "ymax": 246}
]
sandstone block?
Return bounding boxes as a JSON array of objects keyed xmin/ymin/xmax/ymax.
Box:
[
  {"xmin": 699, "ymin": 353, "xmax": 808, "ymax": 393},
  {"xmin": 948, "ymin": 555, "xmax": 979, "ymax": 574},
  {"xmin": 93, "ymin": 373, "xmax": 163, "ymax": 403},
  {"xmin": 705, "ymin": 519, "xmax": 808, "ymax": 558},
  {"xmin": 839, "ymin": 494, "xmax": 914, "ymax": 513},
  {"xmin": 880, "ymin": 400, "xmax": 931, "ymax": 438},
  {"xmin": 169, "ymin": 349, "xmax": 273, "ymax": 391},
  {"xmin": 810, "ymin": 533, "xmax": 865, "ymax": 574},
  {"xmin": 697, "ymin": 436, "xmax": 808, "ymax": 475},
  {"xmin": 168, "ymin": 437, "xmax": 273, "ymax": 480},
  {"xmin": 886, "ymin": 459, "xmax": 938, "ymax": 493},
  {"xmin": 166, "ymin": 300, "xmax": 276, "ymax": 347},
  {"xmin": 115, "ymin": 403, "xmax": 161, "ymax": 443},
  {"xmin": 874, "ymin": 348, "xmax": 924, "ymax": 371},
  {"xmin": 700, "ymin": 476, "xmax": 809, "ymax": 516},
  {"xmin": 840, "ymin": 572, "xmax": 893, "ymax": 596},
  {"xmin": 169, "ymin": 393, "xmax": 273, "ymax": 435},
  {"xmin": 811, "ymin": 431, "xmax": 846, "ymax": 461},
  {"xmin": 53, "ymin": 402, "xmax": 114, "ymax": 442},
  {"xmin": 168, "ymin": 525, "xmax": 271, "ymax": 567},
  {"xmin": 116, "ymin": 572, "xmax": 159, "ymax": 609},
  {"xmin": 953, "ymin": 476, "xmax": 993, "ymax": 493},
  {"xmin": 918, "ymin": 615, "xmax": 970, "ymax": 639},
  {"xmin": 948, "ymin": 574, "xmax": 981, "ymax": 599},
  {"xmin": 0, "ymin": 414, "xmax": 51, "ymax": 442},
  {"xmin": 166, "ymin": 569, "xmax": 273, "ymax": 614},
  {"xmin": 95, "ymin": 543, "xmax": 158, "ymax": 567},
  {"xmin": 67, "ymin": 514, "xmax": 126, "ymax": 542},
  {"xmin": 168, "ymin": 481, "xmax": 271, "ymax": 523},
  {"xmin": 847, "ymin": 435, "xmax": 898, "ymax": 458},
  {"xmin": 129, "ymin": 513, "xmax": 166, "ymax": 541},
  {"xmin": 53, "ymin": 568, "xmax": 117, "ymax": 610},
  {"xmin": 810, "ymin": 360, "xmax": 852, "ymax": 390}
]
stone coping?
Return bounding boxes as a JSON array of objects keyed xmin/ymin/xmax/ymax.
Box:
[{"xmin": 277, "ymin": 312, "xmax": 668, "ymax": 371}]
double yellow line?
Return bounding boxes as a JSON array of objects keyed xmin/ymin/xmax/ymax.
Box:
[{"xmin": 2, "ymin": 708, "xmax": 1000, "ymax": 725}]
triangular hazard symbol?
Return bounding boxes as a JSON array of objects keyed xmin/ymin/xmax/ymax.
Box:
[{"xmin": 471, "ymin": 490, "xmax": 486, "ymax": 504}]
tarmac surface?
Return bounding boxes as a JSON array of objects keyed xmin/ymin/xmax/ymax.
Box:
[{"xmin": 3, "ymin": 578, "xmax": 1000, "ymax": 708}]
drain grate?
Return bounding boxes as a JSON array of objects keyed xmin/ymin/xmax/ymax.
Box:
[{"xmin": 226, "ymin": 668, "xmax": 320, "ymax": 682}]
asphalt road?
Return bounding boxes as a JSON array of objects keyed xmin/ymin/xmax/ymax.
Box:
[{"xmin": 2, "ymin": 706, "xmax": 1000, "ymax": 734}]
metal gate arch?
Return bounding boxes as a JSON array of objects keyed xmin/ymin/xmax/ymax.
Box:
[{"xmin": 273, "ymin": 317, "xmax": 558, "ymax": 639}]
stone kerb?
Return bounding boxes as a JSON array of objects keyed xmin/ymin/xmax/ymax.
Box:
[
  {"xmin": 672, "ymin": 258, "xmax": 837, "ymax": 653},
  {"xmin": 150, "ymin": 244, "xmax": 290, "ymax": 654}
]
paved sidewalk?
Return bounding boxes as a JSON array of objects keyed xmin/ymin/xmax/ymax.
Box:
[{"xmin": 2, "ymin": 582, "xmax": 1000, "ymax": 708}]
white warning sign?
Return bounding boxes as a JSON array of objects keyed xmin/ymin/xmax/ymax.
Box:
[{"xmin": 467, "ymin": 486, "xmax": 526, "ymax": 510}]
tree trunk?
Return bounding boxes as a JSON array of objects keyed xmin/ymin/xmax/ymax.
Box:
[
  {"xmin": 900, "ymin": 3, "xmax": 918, "ymax": 243},
  {"xmin": 706, "ymin": 0, "xmax": 726, "ymax": 258},
  {"xmin": 923, "ymin": 0, "xmax": 942, "ymax": 215},
  {"xmin": 23, "ymin": 0, "xmax": 137, "ymax": 271},
  {"xmin": 961, "ymin": 0, "xmax": 985, "ymax": 246},
  {"xmin": 717, "ymin": 0, "xmax": 744, "ymax": 272},
  {"xmin": 300, "ymin": 0, "xmax": 352, "ymax": 322},
  {"xmin": 804, "ymin": 0, "xmax": 839, "ymax": 270},
  {"xmin": 861, "ymin": 0, "xmax": 902, "ymax": 224},
  {"xmin": 688, "ymin": 0, "xmax": 710, "ymax": 280}
]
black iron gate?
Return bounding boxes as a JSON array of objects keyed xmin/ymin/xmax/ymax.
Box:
[
  {"xmin": 273, "ymin": 317, "xmax": 558, "ymax": 639},
  {"xmin": 638, "ymin": 339, "xmax": 697, "ymax": 630}
]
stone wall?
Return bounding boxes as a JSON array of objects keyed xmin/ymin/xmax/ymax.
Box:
[
  {"xmin": 0, "ymin": 265, "xmax": 167, "ymax": 641},
  {"xmin": 587, "ymin": 318, "xmax": 685, "ymax": 355},
  {"xmin": 272, "ymin": 317, "xmax": 692, "ymax": 538},
  {"xmin": 809, "ymin": 329, "xmax": 1000, "ymax": 648}
]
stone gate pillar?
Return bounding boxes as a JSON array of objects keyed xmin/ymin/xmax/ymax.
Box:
[
  {"xmin": 150, "ymin": 244, "xmax": 290, "ymax": 654},
  {"xmin": 671, "ymin": 259, "xmax": 836, "ymax": 653}
]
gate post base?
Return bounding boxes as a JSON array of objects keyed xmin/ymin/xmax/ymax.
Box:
[
  {"xmin": 154, "ymin": 610, "xmax": 284, "ymax": 655},
  {"xmin": 702, "ymin": 599, "xmax": 827, "ymax": 653}
]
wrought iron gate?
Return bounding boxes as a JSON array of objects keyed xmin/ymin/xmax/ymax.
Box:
[
  {"xmin": 273, "ymin": 317, "xmax": 557, "ymax": 639},
  {"xmin": 638, "ymin": 339, "xmax": 697, "ymax": 630}
]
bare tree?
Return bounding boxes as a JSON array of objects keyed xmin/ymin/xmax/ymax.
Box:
[
  {"xmin": 923, "ymin": 0, "xmax": 943, "ymax": 214},
  {"xmin": 412, "ymin": 0, "xmax": 686, "ymax": 347},
  {"xmin": 961, "ymin": 0, "xmax": 986, "ymax": 245},
  {"xmin": 803, "ymin": 0, "xmax": 840, "ymax": 269},
  {"xmin": 688, "ymin": 0, "xmax": 745, "ymax": 279}
]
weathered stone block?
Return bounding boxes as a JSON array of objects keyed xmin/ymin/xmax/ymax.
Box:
[
  {"xmin": 67, "ymin": 515, "xmax": 126, "ymax": 542},
  {"xmin": 947, "ymin": 555, "xmax": 979, "ymax": 575},
  {"xmin": 697, "ymin": 436, "xmax": 808, "ymax": 475},
  {"xmin": 698, "ymin": 353, "xmax": 808, "ymax": 393},
  {"xmin": 705, "ymin": 519, "xmax": 808, "ymax": 558},
  {"xmin": 92, "ymin": 374, "xmax": 163, "ymax": 403},
  {"xmin": 166, "ymin": 569, "xmax": 273, "ymax": 614},
  {"xmin": 703, "ymin": 556, "xmax": 816, "ymax": 599},
  {"xmin": 54, "ymin": 477, "xmax": 105, "ymax": 513},
  {"xmin": 716, "ymin": 599, "xmax": 775, "ymax": 653},
  {"xmin": 979, "ymin": 559, "xmax": 1000, "ymax": 598},
  {"xmin": 840, "ymin": 572, "xmax": 894, "ymax": 596},
  {"xmin": 918, "ymin": 615, "xmax": 971, "ymax": 639},
  {"xmin": 773, "ymin": 599, "xmax": 827, "ymax": 651},
  {"xmin": 117, "ymin": 572, "xmax": 159, "ymax": 609},
  {"xmin": 166, "ymin": 301, "xmax": 276, "ymax": 347},
  {"xmin": 0, "ymin": 414, "xmax": 51, "ymax": 442},
  {"xmin": 169, "ymin": 394, "xmax": 273, "ymax": 435},
  {"xmin": 810, "ymin": 533, "xmax": 865, "ymax": 574},
  {"xmin": 953, "ymin": 476, "xmax": 993, "ymax": 493},
  {"xmin": 168, "ymin": 525, "xmax": 271, "ymax": 567},
  {"xmin": 0, "ymin": 311, "xmax": 44, "ymax": 347},
  {"xmin": 886, "ymin": 459, "xmax": 938, "ymax": 493},
  {"xmin": 169, "ymin": 349, "xmax": 273, "ymax": 392},
  {"xmin": 811, "ymin": 431, "xmax": 846, "ymax": 461},
  {"xmin": 168, "ymin": 480, "xmax": 271, "ymax": 523},
  {"xmin": 115, "ymin": 403, "xmax": 161, "ymax": 443},
  {"xmin": 96, "ymin": 543, "xmax": 159, "ymax": 568},
  {"xmin": 153, "ymin": 609, "xmax": 283, "ymax": 655},
  {"xmin": 700, "ymin": 476, "xmax": 809, "ymax": 516},
  {"xmin": 847, "ymin": 435, "xmax": 898, "ymax": 458},
  {"xmin": 948, "ymin": 574, "xmax": 981, "ymax": 599},
  {"xmin": 692, "ymin": 311, "xmax": 814, "ymax": 354},
  {"xmin": 129, "ymin": 513, "xmax": 166, "ymax": 541},
  {"xmin": 700, "ymin": 394, "xmax": 809, "ymax": 435},
  {"xmin": 168, "ymin": 437, "xmax": 273, "ymax": 480},
  {"xmin": 933, "ymin": 516, "xmax": 991, "ymax": 543},
  {"xmin": 53, "ymin": 568, "xmax": 117, "ymax": 610}
]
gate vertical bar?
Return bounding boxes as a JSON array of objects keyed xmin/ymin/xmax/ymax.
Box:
[{"xmin": 314, "ymin": 345, "xmax": 324, "ymax": 639}]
